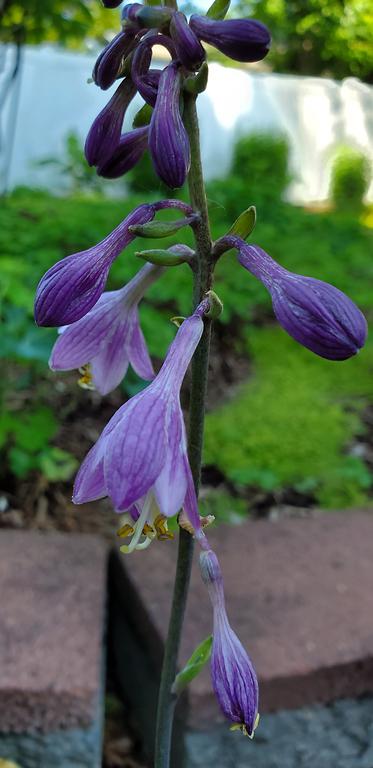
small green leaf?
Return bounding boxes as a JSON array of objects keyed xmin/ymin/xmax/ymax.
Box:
[
  {"xmin": 129, "ymin": 218, "xmax": 195, "ymax": 238},
  {"xmin": 9, "ymin": 447, "xmax": 38, "ymax": 478},
  {"xmin": 184, "ymin": 62, "xmax": 209, "ymax": 95},
  {"xmin": 172, "ymin": 635, "xmax": 213, "ymax": 695},
  {"xmin": 133, "ymin": 103, "xmax": 153, "ymax": 128},
  {"xmin": 136, "ymin": 247, "xmax": 191, "ymax": 266},
  {"xmin": 228, "ymin": 206, "xmax": 256, "ymax": 240},
  {"xmin": 38, "ymin": 447, "xmax": 78, "ymax": 482},
  {"xmin": 12, "ymin": 407, "xmax": 57, "ymax": 452},
  {"xmin": 206, "ymin": 0, "xmax": 230, "ymax": 21}
]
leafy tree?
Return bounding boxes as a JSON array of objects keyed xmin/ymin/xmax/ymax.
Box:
[
  {"xmin": 234, "ymin": 0, "xmax": 373, "ymax": 82},
  {"xmin": 0, "ymin": 0, "xmax": 117, "ymax": 48}
]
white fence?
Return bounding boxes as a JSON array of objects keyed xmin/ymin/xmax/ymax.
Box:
[{"xmin": 1, "ymin": 44, "xmax": 372, "ymax": 201}]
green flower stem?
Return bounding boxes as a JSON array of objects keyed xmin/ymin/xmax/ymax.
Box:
[{"xmin": 154, "ymin": 92, "xmax": 213, "ymax": 768}]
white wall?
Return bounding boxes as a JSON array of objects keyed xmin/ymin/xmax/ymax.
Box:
[{"xmin": 1, "ymin": 44, "xmax": 372, "ymax": 202}]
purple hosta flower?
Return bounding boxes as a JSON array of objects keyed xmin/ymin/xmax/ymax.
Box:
[
  {"xmin": 97, "ymin": 126, "xmax": 149, "ymax": 178},
  {"xmin": 199, "ymin": 548, "xmax": 259, "ymax": 738},
  {"xmin": 170, "ymin": 12, "xmax": 206, "ymax": 71},
  {"xmin": 85, "ymin": 78, "xmax": 137, "ymax": 168},
  {"xmin": 235, "ymin": 240, "xmax": 367, "ymax": 360},
  {"xmin": 92, "ymin": 30, "xmax": 138, "ymax": 90},
  {"xmin": 189, "ymin": 15, "xmax": 270, "ymax": 63},
  {"xmin": 131, "ymin": 33, "xmax": 176, "ymax": 107},
  {"xmin": 49, "ymin": 263, "xmax": 161, "ymax": 395},
  {"xmin": 149, "ymin": 62, "xmax": 191, "ymax": 188},
  {"xmin": 102, "ymin": 0, "xmax": 122, "ymax": 7},
  {"xmin": 73, "ymin": 308, "xmax": 206, "ymax": 552},
  {"xmin": 34, "ymin": 204, "xmax": 156, "ymax": 327}
]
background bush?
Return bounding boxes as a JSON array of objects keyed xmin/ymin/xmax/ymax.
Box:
[{"xmin": 330, "ymin": 146, "xmax": 371, "ymax": 212}]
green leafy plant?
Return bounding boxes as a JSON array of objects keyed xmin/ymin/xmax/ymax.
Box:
[{"xmin": 330, "ymin": 146, "xmax": 371, "ymax": 212}]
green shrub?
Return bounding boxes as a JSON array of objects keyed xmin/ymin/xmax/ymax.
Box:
[
  {"xmin": 330, "ymin": 146, "xmax": 371, "ymax": 211},
  {"xmin": 204, "ymin": 328, "xmax": 373, "ymax": 508},
  {"xmin": 232, "ymin": 132, "xmax": 290, "ymax": 201}
]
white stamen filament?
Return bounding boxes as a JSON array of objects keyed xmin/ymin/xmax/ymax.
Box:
[{"xmin": 120, "ymin": 491, "xmax": 153, "ymax": 554}]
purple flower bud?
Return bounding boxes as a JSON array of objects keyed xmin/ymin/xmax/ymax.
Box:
[
  {"xmin": 50, "ymin": 264, "xmax": 162, "ymax": 395},
  {"xmin": 73, "ymin": 308, "xmax": 207, "ymax": 545},
  {"xmin": 85, "ymin": 78, "xmax": 137, "ymax": 168},
  {"xmin": 236, "ymin": 241, "xmax": 367, "ymax": 361},
  {"xmin": 200, "ymin": 549, "xmax": 259, "ymax": 737},
  {"xmin": 97, "ymin": 126, "xmax": 149, "ymax": 178},
  {"xmin": 149, "ymin": 62, "xmax": 191, "ymax": 188},
  {"xmin": 189, "ymin": 15, "xmax": 270, "ymax": 63},
  {"xmin": 131, "ymin": 33, "xmax": 176, "ymax": 106},
  {"xmin": 93, "ymin": 30, "xmax": 137, "ymax": 90},
  {"xmin": 34, "ymin": 204, "xmax": 156, "ymax": 327},
  {"xmin": 170, "ymin": 12, "xmax": 206, "ymax": 71}
]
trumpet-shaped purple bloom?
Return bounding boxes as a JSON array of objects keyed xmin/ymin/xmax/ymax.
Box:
[
  {"xmin": 49, "ymin": 263, "xmax": 161, "ymax": 395},
  {"xmin": 93, "ymin": 30, "xmax": 137, "ymax": 90},
  {"xmin": 73, "ymin": 309, "xmax": 205, "ymax": 550},
  {"xmin": 34, "ymin": 204, "xmax": 156, "ymax": 327},
  {"xmin": 85, "ymin": 78, "xmax": 137, "ymax": 168},
  {"xmin": 149, "ymin": 62, "xmax": 191, "ymax": 188},
  {"xmin": 189, "ymin": 15, "xmax": 270, "ymax": 63},
  {"xmin": 200, "ymin": 548, "xmax": 259, "ymax": 737},
  {"xmin": 97, "ymin": 126, "xmax": 149, "ymax": 178},
  {"xmin": 234, "ymin": 241, "xmax": 367, "ymax": 360},
  {"xmin": 170, "ymin": 12, "xmax": 206, "ymax": 71}
]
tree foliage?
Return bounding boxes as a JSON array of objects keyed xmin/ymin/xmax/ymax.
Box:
[
  {"xmin": 0, "ymin": 0, "xmax": 117, "ymax": 47},
  {"xmin": 234, "ymin": 0, "xmax": 373, "ymax": 81}
]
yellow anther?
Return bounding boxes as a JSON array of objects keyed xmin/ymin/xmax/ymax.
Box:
[
  {"xmin": 154, "ymin": 514, "xmax": 174, "ymax": 541},
  {"xmin": 142, "ymin": 523, "xmax": 156, "ymax": 539},
  {"xmin": 116, "ymin": 523, "xmax": 135, "ymax": 539},
  {"xmin": 179, "ymin": 511, "xmax": 215, "ymax": 536},
  {"xmin": 78, "ymin": 364, "xmax": 95, "ymax": 391},
  {"xmin": 230, "ymin": 714, "xmax": 259, "ymax": 739}
]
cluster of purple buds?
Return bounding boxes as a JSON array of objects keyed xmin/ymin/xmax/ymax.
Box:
[{"xmin": 86, "ymin": 2, "xmax": 271, "ymax": 188}]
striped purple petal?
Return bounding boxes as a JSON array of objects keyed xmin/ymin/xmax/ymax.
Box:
[
  {"xmin": 200, "ymin": 549, "xmax": 259, "ymax": 737},
  {"xmin": 34, "ymin": 204, "xmax": 155, "ymax": 327},
  {"xmin": 189, "ymin": 15, "xmax": 270, "ymax": 63},
  {"xmin": 237, "ymin": 242, "xmax": 367, "ymax": 361},
  {"xmin": 149, "ymin": 61, "xmax": 191, "ymax": 188},
  {"xmin": 93, "ymin": 30, "xmax": 137, "ymax": 90},
  {"xmin": 85, "ymin": 78, "xmax": 137, "ymax": 167},
  {"xmin": 97, "ymin": 126, "xmax": 149, "ymax": 178},
  {"xmin": 170, "ymin": 12, "xmax": 205, "ymax": 71}
]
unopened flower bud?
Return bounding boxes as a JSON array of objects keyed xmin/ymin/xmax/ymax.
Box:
[
  {"xmin": 236, "ymin": 242, "xmax": 367, "ymax": 361},
  {"xmin": 93, "ymin": 30, "xmax": 137, "ymax": 90},
  {"xmin": 170, "ymin": 12, "xmax": 206, "ymax": 71},
  {"xmin": 97, "ymin": 126, "xmax": 149, "ymax": 178},
  {"xmin": 85, "ymin": 78, "xmax": 136, "ymax": 168},
  {"xmin": 189, "ymin": 15, "xmax": 270, "ymax": 63},
  {"xmin": 200, "ymin": 549, "xmax": 259, "ymax": 737},
  {"xmin": 149, "ymin": 62, "xmax": 190, "ymax": 188}
]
